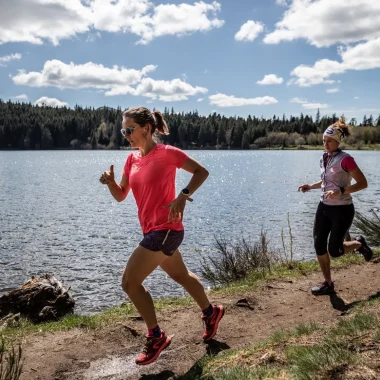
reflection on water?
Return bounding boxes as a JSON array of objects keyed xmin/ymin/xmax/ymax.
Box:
[{"xmin": 0, "ymin": 150, "xmax": 379, "ymax": 314}]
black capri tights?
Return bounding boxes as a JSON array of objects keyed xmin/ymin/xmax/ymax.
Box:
[{"xmin": 313, "ymin": 202, "xmax": 355, "ymax": 258}]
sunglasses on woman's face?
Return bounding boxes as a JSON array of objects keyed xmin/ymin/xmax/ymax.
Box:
[{"xmin": 120, "ymin": 127, "xmax": 137, "ymax": 137}]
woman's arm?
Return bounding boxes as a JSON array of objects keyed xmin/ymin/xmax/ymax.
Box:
[
  {"xmin": 164, "ymin": 157, "xmax": 209, "ymax": 222},
  {"xmin": 100, "ymin": 165, "xmax": 130, "ymax": 202},
  {"xmin": 179, "ymin": 157, "xmax": 209, "ymax": 197},
  {"xmin": 298, "ymin": 180, "xmax": 322, "ymax": 192},
  {"xmin": 342, "ymin": 168, "xmax": 368, "ymax": 194}
]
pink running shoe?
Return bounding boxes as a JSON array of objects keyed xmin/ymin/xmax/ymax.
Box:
[
  {"xmin": 202, "ymin": 304, "xmax": 225, "ymax": 342},
  {"xmin": 135, "ymin": 330, "xmax": 172, "ymax": 365}
]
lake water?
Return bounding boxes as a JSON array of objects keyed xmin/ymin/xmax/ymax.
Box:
[{"xmin": 1, "ymin": 150, "xmax": 379, "ymax": 314}]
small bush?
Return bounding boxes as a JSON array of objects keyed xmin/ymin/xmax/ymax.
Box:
[
  {"xmin": 201, "ymin": 231, "xmax": 279, "ymax": 286},
  {"xmin": 353, "ymin": 211, "xmax": 380, "ymax": 247}
]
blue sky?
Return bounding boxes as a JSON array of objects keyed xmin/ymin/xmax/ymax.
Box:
[{"xmin": 0, "ymin": 0, "xmax": 379, "ymax": 122}]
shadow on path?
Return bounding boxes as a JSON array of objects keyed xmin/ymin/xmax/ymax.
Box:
[
  {"xmin": 329, "ymin": 290, "xmax": 380, "ymax": 313},
  {"xmin": 179, "ymin": 340, "xmax": 230, "ymax": 379}
]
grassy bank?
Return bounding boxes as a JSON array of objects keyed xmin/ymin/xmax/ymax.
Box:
[
  {"xmin": 1, "ymin": 251, "xmax": 377, "ymax": 346},
  {"xmin": 182, "ymin": 294, "xmax": 380, "ymax": 380}
]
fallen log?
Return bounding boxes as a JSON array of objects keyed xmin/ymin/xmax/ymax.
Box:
[{"xmin": 0, "ymin": 274, "xmax": 75, "ymax": 323}]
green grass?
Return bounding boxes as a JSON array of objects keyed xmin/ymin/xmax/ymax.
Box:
[
  {"xmin": 195, "ymin": 297, "xmax": 380, "ymax": 380},
  {"xmin": 1, "ymin": 250, "xmax": 377, "ymax": 346}
]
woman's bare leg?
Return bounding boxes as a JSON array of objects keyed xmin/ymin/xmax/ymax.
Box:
[
  {"xmin": 160, "ymin": 249, "xmax": 210, "ymax": 310},
  {"xmin": 121, "ymin": 245, "xmax": 167, "ymax": 329}
]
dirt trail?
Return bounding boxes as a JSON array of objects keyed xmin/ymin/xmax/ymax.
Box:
[{"xmin": 19, "ymin": 259, "xmax": 380, "ymax": 380}]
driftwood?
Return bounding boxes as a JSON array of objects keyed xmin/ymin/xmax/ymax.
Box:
[{"xmin": 0, "ymin": 274, "xmax": 75, "ymax": 323}]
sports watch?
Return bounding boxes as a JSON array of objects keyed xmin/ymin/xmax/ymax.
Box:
[
  {"xmin": 181, "ymin": 188, "xmax": 191, "ymax": 197},
  {"xmin": 181, "ymin": 188, "xmax": 193, "ymax": 202}
]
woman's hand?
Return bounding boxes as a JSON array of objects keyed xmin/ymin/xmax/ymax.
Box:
[
  {"xmin": 298, "ymin": 184, "xmax": 311, "ymax": 192},
  {"xmin": 324, "ymin": 189, "xmax": 340, "ymax": 199},
  {"xmin": 164, "ymin": 195, "xmax": 187, "ymax": 222},
  {"xmin": 100, "ymin": 165, "xmax": 115, "ymax": 185}
]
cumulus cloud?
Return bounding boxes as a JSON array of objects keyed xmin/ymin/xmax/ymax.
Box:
[
  {"xmin": 290, "ymin": 37, "xmax": 380, "ymax": 86},
  {"xmin": 0, "ymin": 0, "xmax": 91, "ymax": 45},
  {"xmin": 290, "ymin": 97, "xmax": 307, "ymax": 104},
  {"xmin": 275, "ymin": 0, "xmax": 288, "ymax": 6},
  {"xmin": 0, "ymin": 0, "xmax": 224, "ymax": 45},
  {"xmin": 302, "ymin": 102, "xmax": 329, "ymax": 110},
  {"xmin": 12, "ymin": 59, "xmax": 156, "ymax": 89},
  {"xmin": 235, "ymin": 20, "xmax": 264, "ymax": 42},
  {"xmin": 326, "ymin": 88, "xmax": 339, "ymax": 93},
  {"xmin": 13, "ymin": 94, "xmax": 28, "ymax": 101},
  {"xmin": 257, "ymin": 74, "xmax": 283, "ymax": 85},
  {"xmin": 209, "ymin": 93, "xmax": 278, "ymax": 107},
  {"xmin": 197, "ymin": 98, "xmax": 204, "ymax": 102},
  {"xmin": 0, "ymin": 53, "xmax": 22, "ymax": 66},
  {"xmin": 12, "ymin": 59, "xmax": 207, "ymax": 101},
  {"xmin": 264, "ymin": 0, "xmax": 380, "ymax": 47},
  {"xmin": 35, "ymin": 96, "xmax": 69, "ymax": 107},
  {"xmin": 122, "ymin": 78, "xmax": 208, "ymax": 101}
]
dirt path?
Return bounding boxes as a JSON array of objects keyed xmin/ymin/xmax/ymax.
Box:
[{"xmin": 19, "ymin": 259, "xmax": 380, "ymax": 380}]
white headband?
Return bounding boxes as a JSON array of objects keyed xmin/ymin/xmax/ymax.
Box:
[{"xmin": 323, "ymin": 126, "xmax": 344, "ymax": 143}]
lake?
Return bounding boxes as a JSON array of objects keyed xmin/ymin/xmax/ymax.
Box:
[{"xmin": 1, "ymin": 150, "xmax": 379, "ymax": 314}]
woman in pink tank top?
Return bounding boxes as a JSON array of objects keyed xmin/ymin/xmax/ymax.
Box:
[{"xmin": 100, "ymin": 107, "xmax": 224, "ymax": 366}]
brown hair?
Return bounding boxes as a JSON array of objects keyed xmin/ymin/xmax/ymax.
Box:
[
  {"xmin": 122, "ymin": 107, "xmax": 169, "ymax": 135},
  {"xmin": 333, "ymin": 116, "xmax": 351, "ymax": 137}
]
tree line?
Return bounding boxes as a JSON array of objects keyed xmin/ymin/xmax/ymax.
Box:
[{"xmin": 1, "ymin": 100, "xmax": 380, "ymax": 150}]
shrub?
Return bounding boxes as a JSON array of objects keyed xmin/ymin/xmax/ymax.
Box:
[
  {"xmin": 353, "ymin": 210, "xmax": 380, "ymax": 247},
  {"xmin": 201, "ymin": 232, "xmax": 279, "ymax": 286}
]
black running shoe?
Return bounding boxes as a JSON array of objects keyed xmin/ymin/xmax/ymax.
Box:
[
  {"xmin": 355, "ymin": 235, "xmax": 373, "ymax": 262},
  {"xmin": 311, "ymin": 281, "xmax": 335, "ymax": 296}
]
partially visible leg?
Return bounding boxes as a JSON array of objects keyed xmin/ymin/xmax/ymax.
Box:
[
  {"xmin": 313, "ymin": 203, "xmax": 332, "ymax": 283},
  {"xmin": 121, "ymin": 245, "xmax": 167, "ymax": 329},
  {"xmin": 160, "ymin": 249, "xmax": 224, "ymax": 341},
  {"xmin": 329, "ymin": 203, "xmax": 356, "ymax": 258},
  {"xmin": 160, "ymin": 249, "xmax": 210, "ymax": 310},
  {"xmin": 316, "ymin": 253, "xmax": 332, "ymax": 283}
]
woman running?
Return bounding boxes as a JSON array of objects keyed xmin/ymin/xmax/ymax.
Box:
[
  {"xmin": 100, "ymin": 107, "xmax": 224, "ymax": 365},
  {"xmin": 298, "ymin": 117, "xmax": 373, "ymax": 295}
]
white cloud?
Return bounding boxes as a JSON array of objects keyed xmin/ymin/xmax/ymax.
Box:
[
  {"xmin": 235, "ymin": 20, "xmax": 264, "ymax": 42},
  {"xmin": 0, "ymin": 53, "xmax": 22, "ymax": 66},
  {"xmin": 12, "ymin": 59, "xmax": 156, "ymax": 90},
  {"xmin": 0, "ymin": 0, "xmax": 91, "ymax": 45},
  {"xmin": 290, "ymin": 97, "xmax": 307, "ymax": 104},
  {"xmin": 257, "ymin": 74, "xmax": 283, "ymax": 85},
  {"xmin": 197, "ymin": 98, "xmax": 204, "ymax": 102},
  {"xmin": 35, "ymin": 96, "xmax": 69, "ymax": 107},
  {"xmin": 0, "ymin": 0, "xmax": 224, "ymax": 45},
  {"xmin": 302, "ymin": 103, "xmax": 329, "ymax": 110},
  {"xmin": 13, "ymin": 94, "xmax": 28, "ymax": 101},
  {"xmin": 326, "ymin": 88, "xmax": 339, "ymax": 93},
  {"xmin": 12, "ymin": 59, "xmax": 206, "ymax": 101},
  {"xmin": 354, "ymin": 96, "xmax": 359, "ymax": 99},
  {"xmin": 264, "ymin": 0, "xmax": 380, "ymax": 47},
  {"xmin": 290, "ymin": 37, "xmax": 380, "ymax": 86},
  {"xmin": 120, "ymin": 78, "xmax": 208, "ymax": 101},
  {"xmin": 209, "ymin": 93, "xmax": 278, "ymax": 107},
  {"xmin": 275, "ymin": 0, "xmax": 288, "ymax": 6}
]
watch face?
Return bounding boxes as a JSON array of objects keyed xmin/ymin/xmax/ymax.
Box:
[{"xmin": 182, "ymin": 188, "xmax": 190, "ymax": 195}]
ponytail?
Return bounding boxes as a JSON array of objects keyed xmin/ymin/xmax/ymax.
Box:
[{"xmin": 152, "ymin": 110, "xmax": 169, "ymax": 135}]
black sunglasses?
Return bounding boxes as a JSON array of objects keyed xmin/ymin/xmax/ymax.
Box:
[{"xmin": 120, "ymin": 127, "xmax": 136, "ymax": 137}]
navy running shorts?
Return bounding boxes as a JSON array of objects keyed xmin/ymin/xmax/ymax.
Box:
[{"xmin": 139, "ymin": 229, "xmax": 184, "ymax": 256}]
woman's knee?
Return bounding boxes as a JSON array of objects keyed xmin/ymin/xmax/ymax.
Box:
[
  {"xmin": 121, "ymin": 275, "xmax": 141, "ymax": 295},
  {"xmin": 328, "ymin": 243, "xmax": 344, "ymax": 258}
]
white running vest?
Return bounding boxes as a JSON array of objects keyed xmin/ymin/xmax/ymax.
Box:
[{"xmin": 320, "ymin": 150, "xmax": 353, "ymax": 206}]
